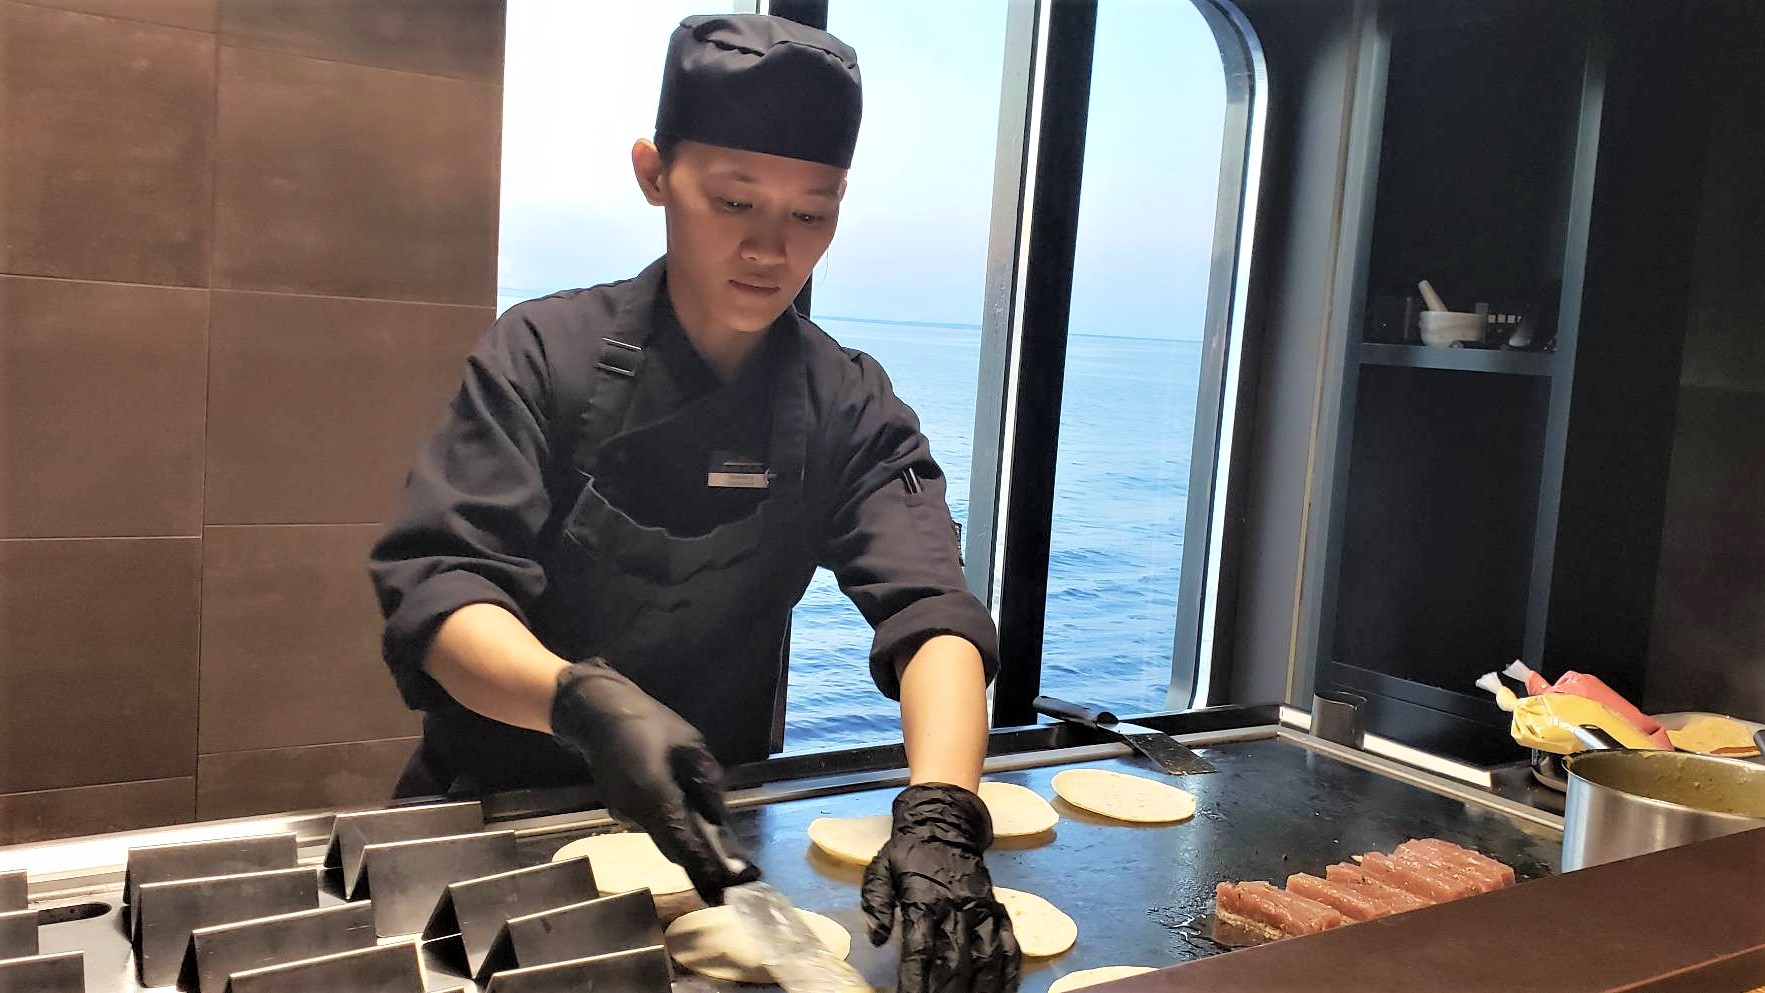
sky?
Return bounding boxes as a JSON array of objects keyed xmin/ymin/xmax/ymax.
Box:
[{"xmin": 498, "ymin": 1, "xmax": 1228, "ymax": 341}]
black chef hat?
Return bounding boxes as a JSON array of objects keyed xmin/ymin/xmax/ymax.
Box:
[{"xmin": 656, "ymin": 14, "xmax": 862, "ymax": 169}]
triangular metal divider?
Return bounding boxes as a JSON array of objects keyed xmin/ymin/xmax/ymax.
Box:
[
  {"xmin": 176, "ymin": 901, "xmax": 375, "ymax": 993},
  {"xmin": 422, "ymin": 857, "xmax": 598, "ymax": 978},
  {"xmin": 321, "ymin": 801, "xmax": 484, "ymax": 901},
  {"xmin": 121, "ymin": 834, "xmax": 296, "ymax": 928},
  {"xmin": 0, "ymin": 950, "xmax": 84, "ymax": 993},
  {"xmin": 131, "ymin": 868, "xmax": 317, "ymax": 988},
  {"xmin": 482, "ymin": 945, "xmax": 673, "ymax": 993},
  {"xmin": 473, "ymin": 889, "xmax": 662, "ymax": 986},
  {"xmin": 222, "ymin": 940, "xmax": 423, "ymax": 993},
  {"xmin": 359, "ymin": 831, "xmax": 520, "ymax": 938}
]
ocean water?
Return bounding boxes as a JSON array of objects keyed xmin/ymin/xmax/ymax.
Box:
[{"xmin": 784, "ymin": 318, "xmax": 1203, "ymax": 752}]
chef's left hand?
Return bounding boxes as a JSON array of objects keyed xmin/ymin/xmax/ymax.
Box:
[{"xmin": 861, "ymin": 783, "xmax": 1021, "ymax": 993}]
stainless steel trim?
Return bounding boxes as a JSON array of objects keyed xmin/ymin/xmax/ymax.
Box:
[
  {"xmin": 1279, "ymin": 706, "xmax": 1498, "ymax": 788},
  {"xmin": 1277, "ymin": 726, "xmax": 1563, "ymax": 832}
]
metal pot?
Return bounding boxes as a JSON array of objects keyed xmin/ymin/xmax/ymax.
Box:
[{"xmin": 1560, "ymin": 726, "xmax": 1765, "ymax": 871}]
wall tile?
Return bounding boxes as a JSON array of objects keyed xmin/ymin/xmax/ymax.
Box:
[
  {"xmin": 196, "ymin": 736, "xmax": 417, "ymax": 820},
  {"xmin": 2, "ymin": 4, "xmax": 214, "ymax": 285},
  {"xmin": 0, "ymin": 538, "xmax": 200, "ymax": 792},
  {"xmin": 204, "ymin": 291, "xmax": 489, "ymax": 525},
  {"xmin": 199, "ymin": 524, "xmax": 419, "ymax": 754},
  {"xmin": 16, "ymin": 0, "xmax": 216, "ymax": 32},
  {"xmin": 0, "ymin": 776, "xmax": 194, "ymax": 846},
  {"xmin": 212, "ymin": 46, "xmax": 500, "ymax": 304},
  {"xmin": 219, "ymin": 0, "xmax": 503, "ymax": 83},
  {"xmin": 0, "ymin": 277, "xmax": 208, "ymax": 538}
]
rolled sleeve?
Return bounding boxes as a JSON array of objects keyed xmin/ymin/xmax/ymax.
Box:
[
  {"xmin": 368, "ymin": 307, "xmax": 557, "ymax": 710},
  {"xmin": 816, "ymin": 351, "xmax": 1000, "ymax": 700}
]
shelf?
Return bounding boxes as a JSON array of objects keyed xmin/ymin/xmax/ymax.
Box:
[{"xmin": 1360, "ymin": 342, "xmax": 1556, "ymax": 377}]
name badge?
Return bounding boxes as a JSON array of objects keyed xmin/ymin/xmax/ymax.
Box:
[{"xmin": 707, "ymin": 451, "xmax": 770, "ymax": 489}]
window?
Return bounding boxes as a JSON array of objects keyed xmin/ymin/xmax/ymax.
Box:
[
  {"xmin": 783, "ymin": 2, "xmax": 1009, "ymax": 752},
  {"xmin": 1036, "ymin": 1, "xmax": 1229, "ymax": 712}
]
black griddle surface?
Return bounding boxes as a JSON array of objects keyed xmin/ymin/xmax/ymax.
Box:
[{"xmin": 519, "ymin": 736, "xmax": 1562, "ymax": 993}]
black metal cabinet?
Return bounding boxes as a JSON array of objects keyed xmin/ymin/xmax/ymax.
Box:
[{"xmin": 1301, "ymin": 0, "xmax": 1704, "ymax": 763}]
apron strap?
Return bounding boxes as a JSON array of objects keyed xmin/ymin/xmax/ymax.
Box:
[{"xmin": 570, "ymin": 334, "xmax": 649, "ymax": 476}]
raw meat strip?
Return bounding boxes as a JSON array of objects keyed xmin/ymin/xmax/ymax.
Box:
[
  {"xmin": 1391, "ymin": 843, "xmax": 1504, "ymax": 893},
  {"xmin": 1396, "ymin": 839, "xmax": 1516, "ymax": 888},
  {"xmin": 1360, "ymin": 852, "xmax": 1476, "ymax": 902},
  {"xmin": 1389, "ymin": 849, "xmax": 1494, "ymax": 896},
  {"xmin": 1215, "ymin": 881, "xmax": 1345, "ymax": 937},
  {"xmin": 1324, "ymin": 863, "xmax": 1433, "ymax": 912},
  {"xmin": 1286, "ymin": 873, "xmax": 1392, "ymax": 921}
]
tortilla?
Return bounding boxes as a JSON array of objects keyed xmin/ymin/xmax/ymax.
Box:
[
  {"xmin": 1048, "ymin": 966, "xmax": 1156, "ymax": 993},
  {"xmin": 809, "ymin": 782, "xmax": 1058, "ymax": 865},
  {"xmin": 1051, "ymin": 769, "xmax": 1197, "ymax": 824},
  {"xmin": 979, "ymin": 781, "xmax": 1060, "ymax": 836},
  {"xmin": 1666, "ymin": 715, "xmax": 1761, "ymax": 756},
  {"xmin": 665, "ymin": 905, "xmax": 851, "ymax": 983},
  {"xmin": 994, "ymin": 886, "xmax": 1077, "ymax": 957},
  {"xmin": 551, "ymin": 831, "xmax": 693, "ymax": 896},
  {"xmin": 807, "ymin": 814, "xmax": 893, "ymax": 866}
]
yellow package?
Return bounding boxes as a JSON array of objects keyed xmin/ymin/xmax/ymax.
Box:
[{"xmin": 1510, "ymin": 694, "xmax": 1667, "ymax": 754}]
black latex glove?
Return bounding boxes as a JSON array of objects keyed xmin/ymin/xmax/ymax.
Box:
[
  {"xmin": 550, "ymin": 658, "xmax": 758, "ymax": 902},
  {"xmin": 861, "ymin": 783, "xmax": 1022, "ymax": 993}
]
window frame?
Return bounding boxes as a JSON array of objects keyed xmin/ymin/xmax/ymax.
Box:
[{"xmin": 959, "ymin": 0, "xmax": 1269, "ymax": 725}]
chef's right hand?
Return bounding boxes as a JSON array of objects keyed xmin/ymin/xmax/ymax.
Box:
[
  {"xmin": 862, "ymin": 783, "xmax": 1022, "ymax": 993},
  {"xmin": 549, "ymin": 658, "xmax": 758, "ymax": 902}
]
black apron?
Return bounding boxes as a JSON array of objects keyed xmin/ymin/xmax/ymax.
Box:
[{"xmin": 395, "ymin": 315, "xmax": 819, "ymax": 797}]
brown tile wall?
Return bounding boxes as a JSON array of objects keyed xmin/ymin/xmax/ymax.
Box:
[{"xmin": 0, "ymin": 0, "xmax": 505, "ymax": 843}]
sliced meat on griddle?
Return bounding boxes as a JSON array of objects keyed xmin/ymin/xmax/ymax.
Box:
[
  {"xmin": 1323, "ymin": 863, "xmax": 1434, "ymax": 912},
  {"xmin": 1286, "ymin": 872, "xmax": 1397, "ymax": 921},
  {"xmin": 1389, "ymin": 848, "xmax": 1494, "ymax": 895},
  {"xmin": 1360, "ymin": 852, "xmax": 1478, "ymax": 901},
  {"xmin": 1215, "ymin": 881, "xmax": 1346, "ymax": 936},
  {"xmin": 1396, "ymin": 839, "xmax": 1516, "ymax": 888}
]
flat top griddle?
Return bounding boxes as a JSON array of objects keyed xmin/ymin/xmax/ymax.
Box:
[
  {"xmin": 522, "ymin": 736, "xmax": 1563, "ymax": 992},
  {"xmin": 20, "ymin": 728, "xmax": 1566, "ymax": 992}
]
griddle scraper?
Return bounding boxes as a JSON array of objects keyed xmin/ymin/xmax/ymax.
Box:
[
  {"xmin": 1034, "ymin": 696, "xmax": 1217, "ymax": 775},
  {"xmin": 697, "ymin": 816, "xmax": 866, "ymax": 993}
]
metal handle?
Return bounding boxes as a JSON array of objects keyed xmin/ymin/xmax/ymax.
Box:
[
  {"xmin": 1033, "ymin": 696, "xmax": 1119, "ymax": 728},
  {"xmin": 1754, "ymin": 729, "xmax": 1765, "ymax": 756},
  {"xmin": 1567, "ymin": 724, "xmax": 1626, "ymax": 752}
]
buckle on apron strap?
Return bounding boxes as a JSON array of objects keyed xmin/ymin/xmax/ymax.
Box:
[{"xmin": 595, "ymin": 337, "xmax": 645, "ymax": 378}]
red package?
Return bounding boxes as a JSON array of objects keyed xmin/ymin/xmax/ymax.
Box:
[
  {"xmin": 1545, "ymin": 672, "xmax": 1673, "ymax": 748},
  {"xmin": 1505, "ymin": 661, "xmax": 1672, "ymax": 748}
]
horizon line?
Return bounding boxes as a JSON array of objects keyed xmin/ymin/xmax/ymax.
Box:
[{"xmin": 495, "ymin": 290, "xmax": 1201, "ymax": 343}]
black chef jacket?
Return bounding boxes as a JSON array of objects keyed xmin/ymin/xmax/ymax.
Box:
[{"xmin": 369, "ymin": 259, "xmax": 999, "ymax": 787}]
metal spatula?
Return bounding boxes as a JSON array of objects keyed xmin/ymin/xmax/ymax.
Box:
[
  {"xmin": 1034, "ymin": 696, "xmax": 1217, "ymax": 775},
  {"xmin": 723, "ymin": 881, "xmax": 866, "ymax": 993},
  {"xmin": 696, "ymin": 816, "xmax": 866, "ymax": 993}
]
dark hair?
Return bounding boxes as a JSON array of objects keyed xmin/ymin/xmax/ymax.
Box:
[{"xmin": 654, "ymin": 132, "xmax": 680, "ymax": 167}]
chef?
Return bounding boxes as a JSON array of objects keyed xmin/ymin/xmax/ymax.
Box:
[{"xmin": 369, "ymin": 13, "xmax": 1019, "ymax": 993}]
